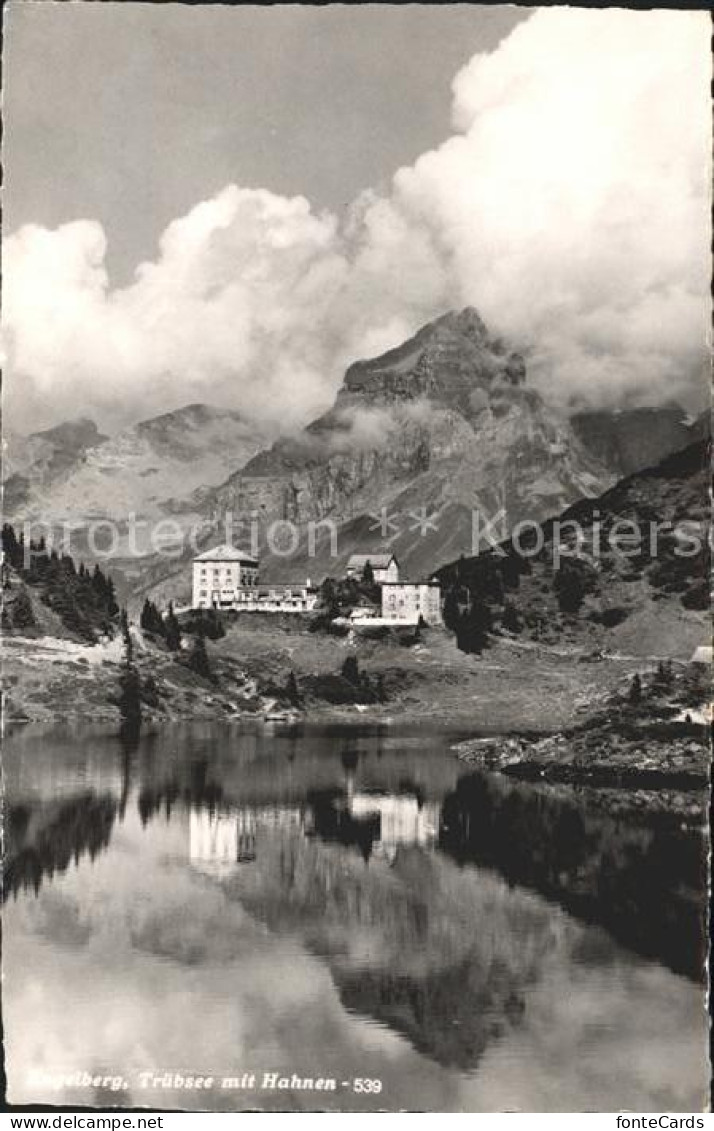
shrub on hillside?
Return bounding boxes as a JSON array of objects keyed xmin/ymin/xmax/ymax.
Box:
[
  {"xmin": 681, "ymin": 579, "xmax": 709, "ymax": 610},
  {"xmin": 553, "ymin": 563, "xmax": 587, "ymax": 614},
  {"xmin": 589, "ymin": 606, "xmax": 630, "ymax": 628},
  {"xmin": 4, "ymin": 586, "xmax": 37, "ymax": 632},
  {"xmin": 186, "ymin": 631, "xmax": 213, "ymax": 680}
]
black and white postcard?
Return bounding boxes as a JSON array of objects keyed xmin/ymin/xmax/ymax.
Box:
[{"xmin": 1, "ymin": 3, "xmax": 711, "ymax": 1116}]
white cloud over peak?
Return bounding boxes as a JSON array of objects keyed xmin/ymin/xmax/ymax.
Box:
[{"xmin": 4, "ymin": 8, "xmax": 710, "ymax": 434}]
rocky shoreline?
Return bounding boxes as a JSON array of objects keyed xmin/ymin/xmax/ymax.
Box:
[
  {"xmin": 453, "ymin": 662, "xmax": 710, "ymax": 803},
  {"xmin": 454, "ymin": 731, "xmax": 708, "ymax": 791}
]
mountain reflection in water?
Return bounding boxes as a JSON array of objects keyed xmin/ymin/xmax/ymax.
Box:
[{"xmin": 2, "ymin": 721, "xmax": 709, "ymax": 1113}]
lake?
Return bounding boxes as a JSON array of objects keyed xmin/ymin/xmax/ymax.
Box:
[{"xmin": 2, "ymin": 720, "xmax": 709, "ymax": 1112}]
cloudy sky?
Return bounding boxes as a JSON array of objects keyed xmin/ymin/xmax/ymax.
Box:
[{"xmin": 3, "ymin": 4, "xmax": 711, "ymax": 434}]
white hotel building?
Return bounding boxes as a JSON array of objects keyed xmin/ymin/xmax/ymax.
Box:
[
  {"xmin": 191, "ymin": 545, "xmax": 441, "ymax": 623},
  {"xmin": 192, "ymin": 545, "xmax": 318, "ymax": 613},
  {"xmin": 192, "ymin": 545, "xmax": 259, "ymax": 608}
]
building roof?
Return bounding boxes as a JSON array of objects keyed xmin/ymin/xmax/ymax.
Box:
[
  {"xmin": 690, "ymin": 645, "xmax": 712, "ymax": 664},
  {"xmin": 381, "ymin": 579, "xmax": 440, "ymax": 587},
  {"xmin": 346, "ymin": 553, "xmax": 397, "ymax": 570},
  {"xmin": 194, "ymin": 544, "xmax": 259, "ymax": 563}
]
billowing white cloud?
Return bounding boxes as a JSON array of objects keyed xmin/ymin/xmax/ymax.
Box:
[
  {"xmin": 3, "ymin": 8, "xmax": 710, "ymax": 434},
  {"xmin": 3, "ymin": 190, "xmax": 352, "ymax": 433},
  {"xmin": 384, "ymin": 7, "xmax": 711, "ymax": 410}
]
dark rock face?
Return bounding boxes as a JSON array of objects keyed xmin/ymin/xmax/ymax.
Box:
[{"xmin": 570, "ymin": 406, "xmax": 709, "ymax": 477}]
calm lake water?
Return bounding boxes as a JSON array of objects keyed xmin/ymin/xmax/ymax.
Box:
[{"xmin": 3, "ymin": 720, "xmax": 709, "ymax": 1112}]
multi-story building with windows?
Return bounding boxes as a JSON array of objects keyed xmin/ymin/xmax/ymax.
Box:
[
  {"xmin": 380, "ymin": 580, "xmax": 443, "ymax": 626},
  {"xmin": 191, "ymin": 545, "xmax": 317, "ymax": 613},
  {"xmin": 192, "ymin": 545, "xmax": 259, "ymax": 609}
]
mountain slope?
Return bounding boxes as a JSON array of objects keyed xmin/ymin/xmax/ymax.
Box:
[
  {"xmin": 436, "ymin": 438, "xmax": 710, "ymax": 659},
  {"xmin": 3, "ymin": 418, "xmax": 109, "ymax": 513},
  {"xmin": 4, "ymin": 403, "xmax": 268, "ymax": 524},
  {"xmin": 571, "ymin": 405, "xmax": 709, "ymax": 477}
]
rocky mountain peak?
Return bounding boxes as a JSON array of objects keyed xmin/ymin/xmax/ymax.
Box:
[
  {"xmin": 414, "ymin": 305, "xmax": 491, "ymax": 349},
  {"xmin": 339, "ymin": 306, "xmax": 526, "ymax": 414},
  {"xmin": 187, "ymin": 309, "xmax": 618, "ymax": 587}
]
